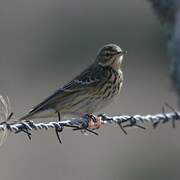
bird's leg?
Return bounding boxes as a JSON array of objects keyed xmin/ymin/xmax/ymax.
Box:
[
  {"xmin": 62, "ymin": 111, "xmax": 101, "ymax": 129},
  {"xmin": 54, "ymin": 111, "xmax": 62, "ymax": 144},
  {"xmin": 86, "ymin": 114, "xmax": 102, "ymax": 130},
  {"xmin": 57, "ymin": 111, "xmax": 61, "ymax": 122}
]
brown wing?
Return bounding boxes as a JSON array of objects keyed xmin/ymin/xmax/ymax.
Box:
[{"xmin": 19, "ymin": 64, "xmax": 105, "ymax": 120}]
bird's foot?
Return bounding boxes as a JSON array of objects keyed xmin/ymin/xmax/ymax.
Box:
[{"xmin": 86, "ymin": 114, "xmax": 102, "ymax": 130}]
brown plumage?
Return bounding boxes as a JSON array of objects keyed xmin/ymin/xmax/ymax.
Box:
[{"xmin": 19, "ymin": 44, "xmax": 127, "ymax": 121}]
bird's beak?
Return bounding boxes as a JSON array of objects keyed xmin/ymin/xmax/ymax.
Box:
[
  {"xmin": 122, "ymin": 50, "xmax": 128, "ymax": 55},
  {"xmin": 117, "ymin": 50, "xmax": 128, "ymax": 56}
]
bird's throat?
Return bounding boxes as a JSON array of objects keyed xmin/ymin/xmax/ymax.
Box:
[{"xmin": 110, "ymin": 56, "xmax": 123, "ymax": 71}]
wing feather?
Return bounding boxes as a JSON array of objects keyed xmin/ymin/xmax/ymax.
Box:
[{"xmin": 21, "ymin": 64, "xmax": 105, "ymax": 119}]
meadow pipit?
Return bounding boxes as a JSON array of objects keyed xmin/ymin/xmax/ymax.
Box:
[{"xmin": 19, "ymin": 44, "xmax": 127, "ymax": 130}]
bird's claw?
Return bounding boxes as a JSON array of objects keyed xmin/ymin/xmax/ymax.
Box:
[{"xmin": 85, "ymin": 114, "xmax": 102, "ymax": 130}]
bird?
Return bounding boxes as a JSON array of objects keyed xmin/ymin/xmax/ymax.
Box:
[{"xmin": 19, "ymin": 44, "xmax": 127, "ymax": 129}]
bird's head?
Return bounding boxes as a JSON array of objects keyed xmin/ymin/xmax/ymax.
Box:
[{"xmin": 95, "ymin": 44, "xmax": 127, "ymax": 70}]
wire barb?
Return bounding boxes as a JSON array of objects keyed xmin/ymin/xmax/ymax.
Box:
[
  {"xmin": 54, "ymin": 111, "xmax": 63, "ymax": 144},
  {"xmin": 0, "ymin": 95, "xmax": 179, "ymax": 144},
  {"xmin": 122, "ymin": 116, "xmax": 146, "ymax": 130},
  {"xmin": 0, "ymin": 110, "xmax": 178, "ymax": 143}
]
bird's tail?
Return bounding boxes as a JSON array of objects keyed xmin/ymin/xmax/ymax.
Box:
[
  {"xmin": 19, "ymin": 108, "xmax": 57, "ymax": 121},
  {"xmin": 18, "ymin": 112, "xmax": 35, "ymax": 121}
]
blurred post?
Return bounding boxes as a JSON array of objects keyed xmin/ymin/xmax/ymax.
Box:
[{"xmin": 148, "ymin": 0, "xmax": 180, "ymax": 104}]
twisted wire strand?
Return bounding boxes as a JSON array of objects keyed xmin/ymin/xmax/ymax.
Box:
[
  {"xmin": 0, "ymin": 111, "xmax": 179, "ymax": 133},
  {"xmin": 0, "ymin": 95, "xmax": 179, "ymax": 142}
]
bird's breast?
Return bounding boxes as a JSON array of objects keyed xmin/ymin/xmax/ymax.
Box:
[
  {"xmin": 89, "ymin": 68, "xmax": 123, "ymax": 112},
  {"xmin": 102, "ymin": 68, "xmax": 123, "ymax": 96}
]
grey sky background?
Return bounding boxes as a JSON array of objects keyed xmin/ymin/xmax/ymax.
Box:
[{"xmin": 0, "ymin": 0, "xmax": 179, "ymax": 180}]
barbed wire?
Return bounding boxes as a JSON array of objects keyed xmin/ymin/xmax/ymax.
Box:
[
  {"xmin": 0, "ymin": 95, "xmax": 179, "ymax": 143},
  {"xmin": 0, "ymin": 109, "xmax": 179, "ymax": 142}
]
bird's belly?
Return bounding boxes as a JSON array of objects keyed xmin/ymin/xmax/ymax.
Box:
[
  {"xmin": 93, "ymin": 80, "xmax": 123, "ymax": 112},
  {"xmin": 60, "ymin": 82, "xmax": 122, "ymax": 115}
]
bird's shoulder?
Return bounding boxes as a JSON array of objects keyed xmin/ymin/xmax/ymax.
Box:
[{"xmin": 62, "ymin": 64, "xmax": 108, "ymax": 90}]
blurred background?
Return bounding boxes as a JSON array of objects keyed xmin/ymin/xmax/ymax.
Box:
[{"xmin": 0, "ymin": 0, "xmax": 179, "ymax": 180}]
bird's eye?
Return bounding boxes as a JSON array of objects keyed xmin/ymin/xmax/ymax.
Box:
[{"xmin": 105, "ymin": 52, "xmax": 111, "ymax": 57}]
